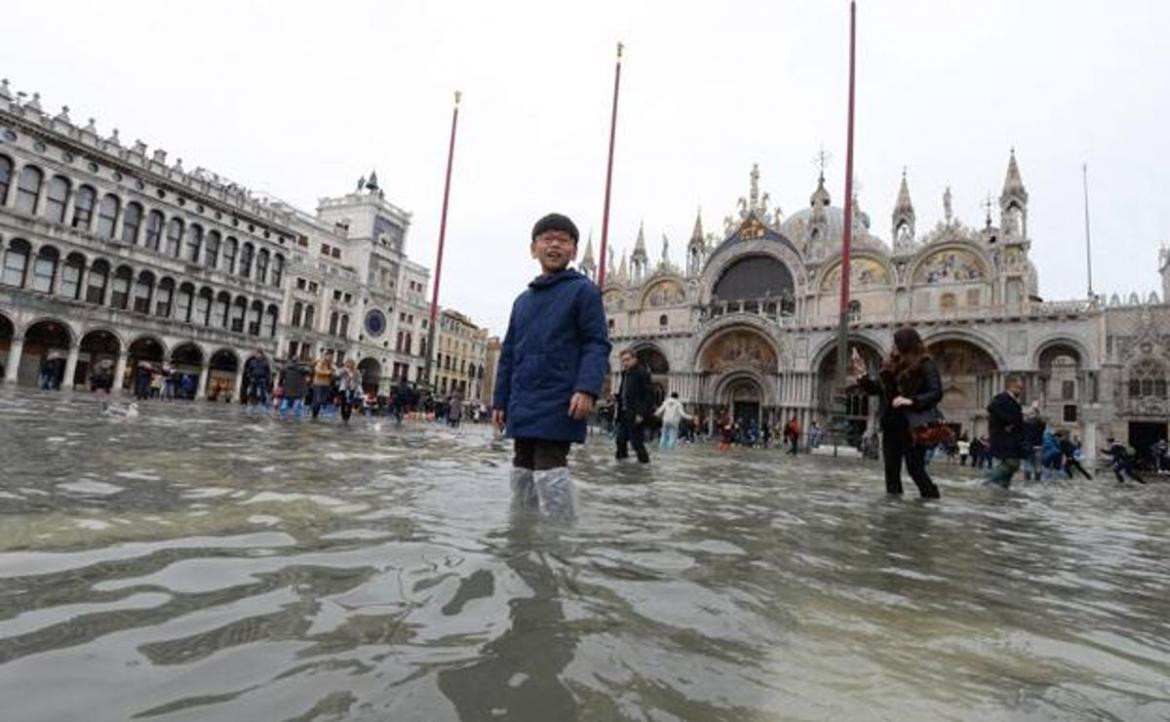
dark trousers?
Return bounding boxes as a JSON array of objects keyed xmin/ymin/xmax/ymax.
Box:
[
  {"xmin": 513, "ymin": 438, "xmax": 571, "ymax": 471},
  {"xmin": 1064, "ymin": 459, "xmax": 1092, "ymax": 480},
  {"xmin": 615, "ymin": 417, "xmax": 650, "ymax": 463},
  {"xmin": 340, "ymin": 392, "xmax": 355, "ymax": 423},
  {"xmin": 310, "ymin": 385, "xmax": 331, "ymax": 418},
  {"xmin": 881, "ymin": 429, "xmax": 940, "ymax": 498}
]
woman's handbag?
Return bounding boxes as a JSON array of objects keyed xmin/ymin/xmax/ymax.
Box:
[{"xmin": 906, "ymin": 407, "xmax": 956, "ymax": 447}]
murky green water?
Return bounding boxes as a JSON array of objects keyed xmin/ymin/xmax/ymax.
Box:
[{"xmin": 1, "ymin": 388, "xmax": 1168, "ymax": 721}]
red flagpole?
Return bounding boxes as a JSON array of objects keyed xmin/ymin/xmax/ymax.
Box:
[
  {"xmin": 597, "ymin": 42, "xmax": 623, "ymax": 288},
  {"xmin": 424, "ymin": 91, "xmax": 461, "ymax": 388},
  {"xmin": 836, "ymin": 1, "xmax": 856, "ymax": 389}
]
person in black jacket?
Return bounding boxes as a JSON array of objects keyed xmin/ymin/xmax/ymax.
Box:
[
  {"xmin": 1100, "ymin": 438, "xmax": 1145, "ymax": 484},
  {"xmin": 985, "ymin": 375, "xmax": 1026, "ymax": 488},
  {"xmin": 615, "ymin": 349, "xmax": 653, "ymax": 464},
  {"xmin": 853, "ymin": 327, "xmax": 942, "ymax": 498}
]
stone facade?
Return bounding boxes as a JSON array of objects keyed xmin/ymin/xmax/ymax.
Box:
[
  {"xmin": 432, "ymin": 308, "xmax": 488, "ymax": 401},
  {"xmin": 592, "ymin": 159, "xmax": 1170, "ymax": 460},
  {"xmin": 0, "ymin": 81, "xmax": 482, "ymax": 399}
]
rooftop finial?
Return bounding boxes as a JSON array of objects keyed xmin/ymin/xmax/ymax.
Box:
[
  {"xmin": 84, "ymin": 117, "xmax": 97, "ymax": 133},
  {"xmin": 0, "ymin": 79, "xmax": 11, "ymax": 101},
  {"xmin": 108, "ymin": 128, "xmax": 121, "ymax": 145},
  {"xmin": 365, "ymin": 170, "xmax": 379, "ymax": 192},
  {"xmin": 943, "ymin": 186, "xmax": 953, "ymax": 224},
  {"xmin": 27, "ymin": 92, "xmax": 42, "ymax": 111},
  {"xmin": 55, "ymin": 105, "xmax": 71, "ymax": 122}
]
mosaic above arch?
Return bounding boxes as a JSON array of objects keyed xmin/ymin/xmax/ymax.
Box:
[
  {"xmin": 642, "ymin": 279, "xmax": 686, "ymax": 308},
  {"xmin": 700, "ymin": 329, "xmax": 778, "ymax": 374},
  {"xmin": 914, "ymin": 248, "xmax": 986, "ymax": 285},
  {"xmin": 820, "ymin": 257, "xmax": 890, "ymax": 293}
]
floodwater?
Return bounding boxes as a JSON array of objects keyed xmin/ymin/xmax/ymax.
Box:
[{"xmin": 1, "ymin": 390, "xmax": 1168, "ymax": 722}]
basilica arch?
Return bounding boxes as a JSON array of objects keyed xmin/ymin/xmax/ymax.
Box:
[
  {"xmin": 629, "ymin": 343, "xmax": 671, "ymax": 408},
  {"xmin": 812, "ymin": 334, "xmax": 886, "ymax": 440},
  {"xmin": 694, "ymin": 325, "xmax": 781, "ymax": 426},
  {"xmin": 923, "ymin": 334, "xmax": 1000, "ymax": 438}
]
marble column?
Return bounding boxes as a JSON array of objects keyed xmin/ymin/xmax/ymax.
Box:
[
  {"xmin": 112, "ymin": 351, "xmax": 128, "ymax": 396},
  {"xmin": 196, "ymin": 365, "xmax": 210, "ymax": 400},
  {"xmin": 233, "ymin": 365, "xmax": 245, "ymax": 403},
  {"xmin": 63, "ymin": 343, "xmax": 80, "ymax": 390},
  {"xmin": 5, "ymin": 337, "xmax": 24, "ymax": 383}
]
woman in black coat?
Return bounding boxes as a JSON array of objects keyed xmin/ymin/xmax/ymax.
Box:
[{"xmin": 853, "ymin": 326, "xmax": 943, "ymax": 499}]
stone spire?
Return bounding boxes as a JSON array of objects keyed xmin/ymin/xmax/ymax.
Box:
[
  {"xmin": 809, "ymin": 171, "xmax": 831, "ymax": 210},
  {"xmin": 999, "ymin": 149, "xmax": 1029, "ymax": 237},
  {"xmin": 618, "ymin": 250, "xmax": 629, "ymax": 282},
  {"xmin": 660, "ymin": 234, "xmax": 670, "ymax": 268},
  {"xmin": 687, "ymin": 208, "xmax": 705, "ymax": 276},
  {"xmin": 630, "ymin": 222, "xmax": 648, "ymax": 282},
  {"xmin": 580, "ymin": 232, "xmax": 596, "ymax": 280},
  {"xmin": 0, "ymin": 79, "xmax": 11, "ymax": 102},
  {"xmin": 943, "ymin": 186, "xmax": 954, "ymax": 224},
  {"xmin": 365, "ymin": 170, "xmax": 380, "ymax": 192},
  {"xmin": 891, "ymin": 169, "xmax": 915, "ymax": 247}
]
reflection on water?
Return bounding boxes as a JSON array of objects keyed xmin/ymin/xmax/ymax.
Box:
[{"xmin": 1, "ymin": 388, "xmax": 1169, "ymax": 721}]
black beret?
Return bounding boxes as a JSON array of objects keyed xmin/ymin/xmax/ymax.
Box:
[{"xmin": 531, "ymin": 213, "xmax": 579, "ymax": 244}]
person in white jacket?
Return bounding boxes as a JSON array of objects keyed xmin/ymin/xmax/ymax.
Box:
[{"xmin": 654, "ymin": 392, "xmax": 694, "ymax": 451}]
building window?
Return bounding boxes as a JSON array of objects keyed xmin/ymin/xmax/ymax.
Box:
[
  {"xmin": 192, "ymin": 287, "xmax": 210, "ymax": 325},
  {"xmin": 292, "ymin": 302, "xmax": 303, "ymax": 327},
  {"xmin": 144, "ymin": 210, "xmax": 164, "ymax": 251},
  {"xmin": 186, "ymin": 224, "xmax": 203, "ymax": 263},
  {"xmin": 272, "ymin": 254, "xmax": 284, "ymax": 287},
  {"xmin": 3, "ymin": 239, "xmax": 30, "ymax": 287},
  {"xmin": 1128, "ymin": 358, "xmax": 1168, "ymax": 399},
  {"xmin": 165, "ymin": 218, "xmax": 184, "ymax": 257},
  {"xmin": 96, "ymin": 194, "xmax": 120, "ymax": 239},
  {"xmin": 45, "ymin": 175, "xmax": 70, "ymax": 224},
  {"xmin": 265, "ymin": 305, "xmax": 279, "ymax": 337},
  {"xmin": 60, "ymin": 254, "xmax": 83, "ymax": 299},
  {"xmin": 230, "ymin": 298, "xmax": 247, "ymax": 333},
  {"xmin": 333, "ymin": 290, "xmax": 342, "ymax": 301},
  {"xmin": 213, "ymin": 293, "xmax": 230, "ymax": 328},
  {"xmin": 205, "ymin": 231, "xmax": 221, "ymax": 269},
  {"xmin": 132, "ymin": 272, "xmax": 153, "ymax": 314},
  {"xmin": 238, "ymin": 242, "xmax": 254, "ymax": 278},
  {"xmin": 122, "ymin": 202, "xmax": 143, "ymax": 245},
  {"xmin": 607, "ymin": 319, "xmax": 615, "ymax": 331},
  {"xmin": 30, "ymin": 246, "xmax": 57, "ymax": 293},
  {"xmin": 72, "ymin": 185, "xmax": 96, "ymax": 229},
  {"xmin": 15, "ymin": 165, "xmax": 42, "ymax": 215},
  {"xmin": 1063, "ymin": 405, "xmax": 1078, "ymax": 423},
  {"xmin": 339, "ymin": 314, "xmax": 349, "ymax": 337},
  {"xmin": 329, "ymin": 311, "xmax": 339, "ymax": 336},
  {"xmin": 110, "ymin": 266, "xmax": 132, "ymax": 309},
  {"xmin": 296, "ymin": 278, "xmax": 306, "ymax": 290},
  {"xmin": 155, "ymin": 278, "xmax": 174, "ymax": 317},
  {"xmin": 85, "ymin": 260, "xmax": 108, "ymax": 304},
  {"xmin": 304, "ymin": 304, "xmax": 315, "ymax": 330},
  {"xmin": 248, "ymin": 301, "xmax": 263, "ymax": 336},
  {"xmin": 0, "ymin": 155, "xmax": 11, "ymax": 204},
  {"xmin": 223, "ymin": 237, "xmax": 238, "ymax": 274},
  {"xmin": 255, "ymin": 249, "xmax": 269, "ymax": 284}
]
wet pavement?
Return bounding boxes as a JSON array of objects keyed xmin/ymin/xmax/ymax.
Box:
[{"xmin": 1, "ymin": 388, "xmax": 1169, "ymax": 721}]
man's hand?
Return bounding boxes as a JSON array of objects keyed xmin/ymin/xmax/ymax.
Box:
[
  {"xmin": 892, "ymin": 395, "xmax": 913, "ymax": 409},
  {"xmin": 568, "ymin": 392, "xmax": 594, "ymax": 420},
  {"xmin": 493, "ymin": 408, "xmax": 506, "ymax": 431}
]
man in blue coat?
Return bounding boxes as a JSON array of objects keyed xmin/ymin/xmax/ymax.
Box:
[{"xmin": 493, "ymin": 213, "xmax": 612, "ymax": 520}]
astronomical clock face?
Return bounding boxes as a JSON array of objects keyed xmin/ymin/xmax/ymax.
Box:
[{"xmin": 364, "ymin": 310, "xmax": 386, "ymax": 337}]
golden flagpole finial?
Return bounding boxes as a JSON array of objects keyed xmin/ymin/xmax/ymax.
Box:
[
  {"xmin": 617, "ymin": 41, "xmax": 624, "ymax": 59},
  {"xmin": 454, "ymin": 90, "xmax": 462, "ymax": 105}
]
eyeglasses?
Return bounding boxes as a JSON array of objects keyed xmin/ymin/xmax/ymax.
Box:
[{"xmin": 535, "ymin": 234, "xmax": 575, "ymax": 247}]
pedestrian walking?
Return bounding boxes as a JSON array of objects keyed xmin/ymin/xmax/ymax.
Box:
[
  {"xmin": 243, "ymin": 350, "xmax": 272, "ymax": 411},
  {"xmin": 615, "ymin": 349, "xmax": 654, "ymax": 463},
  {"xmin": 1057, "ymin": 431, "xmax": 1092, "ymax": 479},
  {"xmin": 654, "ymin": 392, "xmax": 693, "ymax": 451},
  {"xmin": 957, "ymin": 435, "xmax": 970, "ymax": 466},
  {"xmin": 852, "ymin": 328, "xmax": 943, "ymax": 499},
  {"xmin": 1101, "ymin": 438, "xmax": 1145, "ymax": 484},
  {"xmin": 493, "ymin": 213, "xmax": 611, "ymax": 519},
  {"xmin": 784, "ymin": 416, "xmax": 801, "ymax": 455},
  {"xmin": 280, "ymin": 359, "xmax": 309, "ymax": 418},
  {"xmin": 1021, "ymin": 403, "xmax": 1046, "ymax": 480},
  {"xmin": 985, "ymin": 375, "xmax": 1027, "ymax": 488},
  {"xmin": 310, "ymin": 353, "xmax": 334, "ymax": 419},
  {"xmin": 335, "ymin": 358, "xmax": 363, "ymax": 424}
]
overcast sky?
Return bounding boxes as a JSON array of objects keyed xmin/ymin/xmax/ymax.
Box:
[{"xmin": 4, "ymin": 0, "xmax": 1168, "ymax": 336}]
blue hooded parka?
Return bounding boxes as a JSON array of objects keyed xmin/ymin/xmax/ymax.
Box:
[{"xmin": 493, "ymin": 268, "xmax": 611, "ymax": 443}]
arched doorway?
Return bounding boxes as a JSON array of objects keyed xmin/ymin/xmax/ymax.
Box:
[
  {"xmin": 208, "ymin": 349, "xmax": 239, "ymax": 402},
  {"xmin": 698, "ymin": 326, "xmax": 779, "ymax": 427},
  {"xmin": 927, "ymin": 338, "xmax": 998, "ymax": 438},
  {"xmin": 635, "ymin": 346, "xmax": 670, "ymax": 408},
  {"xmin": 78, "ymin": 329, "xmax": 120, "ymax": 389},
  {"xmin": 21, "ymin": 319, "xmax": 72, "ymax": 388},
  {"xmin": 358, "ymin": 357, "xmax": 381, "ymax": 394},
  {"xmin": 1037, "ymin": 343, "xmax": 1085, "ymax": 428},
  {"xmin": 125, "ymin": 336, "xmax": 166, "ymax": 396},
  {"xmin": 816, "ymin": 339, "xmax": 884, "ymax": 441},
  {"xmin": 0, "ymin": 313, "xmax": 13, "ymax": 382},
  {"xmin": 170, "ymin": 343, "xmax": 204, "ymax": 400}
]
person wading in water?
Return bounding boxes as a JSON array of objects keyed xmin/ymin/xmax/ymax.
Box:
[
  {"xmin": 493, "ymin": 213, "xmax": 611, "ymax": 520},
  {"xmin": 852, "ymin": 327, "xmax": 943, "ymax": 499}
]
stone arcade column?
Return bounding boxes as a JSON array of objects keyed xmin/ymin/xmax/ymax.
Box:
[
  {"xmin": 233, "ymin": 364, "xmax": 246, "ymax": 403},
  {"xmin": 112, "ymin": 351, "xmax": 128, "ymax": 396},
  {"xmin": 5, "ymin": 336, "xmax": 24, "ymax": 383},
  {"xmin": 196, "ymin": 365, "xmax": 210, "ymax": 400},
  {"xmin": 63, "ymin": 343, "xmax": 80, "ymax": 390}
]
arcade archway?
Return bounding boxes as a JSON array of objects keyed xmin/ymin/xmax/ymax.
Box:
[
  {"xmin": 816, "ymin": 339, "xmax": 884, "ymax": 440},
  {"xmin": 0, "ymin": 313, "xmax": 13, "ymax": 381},
  {"xmin": 21, "ymin": 319, "xmax": 72, "ymax": 388},
  {"xmin": 171, "ymin": 343, "xmax": 205, "ymax": 400},
  {"xmin": 927, "ymin": 338, "xmax": 998, "ymax": 438},
  {"xmin": 78, "ymin": 329, "xmax": 121, "ymax": 389},
  {"xmin": 124, "ymin": 336, "xmax": 165, "ymax": 392},
  {"xmin": 358, "ymin": 357, "xmax": 381, "ymax": 394},
  {"xmin": 208, "ymin": 349, "xmax": 239, "ymax": 402}
]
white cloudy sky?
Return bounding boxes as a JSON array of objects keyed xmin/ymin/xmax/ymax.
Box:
[{"xmin": 4, "ymin": 0, "xmax": 1168, "ymax": 336}]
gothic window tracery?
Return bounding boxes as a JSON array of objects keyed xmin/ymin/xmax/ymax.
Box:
[{"xmin": 1128, "ymin": 358, "xmax": 1167, "ymax": 400}]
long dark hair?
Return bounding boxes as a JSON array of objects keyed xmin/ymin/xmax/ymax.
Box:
[{"xmin": 881, "ymin": 326, "xmax": 928, "ymax": 387}]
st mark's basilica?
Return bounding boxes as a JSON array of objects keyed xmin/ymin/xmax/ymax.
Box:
[{"xmin": 588, "ymin": 157, "xmax": 1170, "ymax": 460}]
